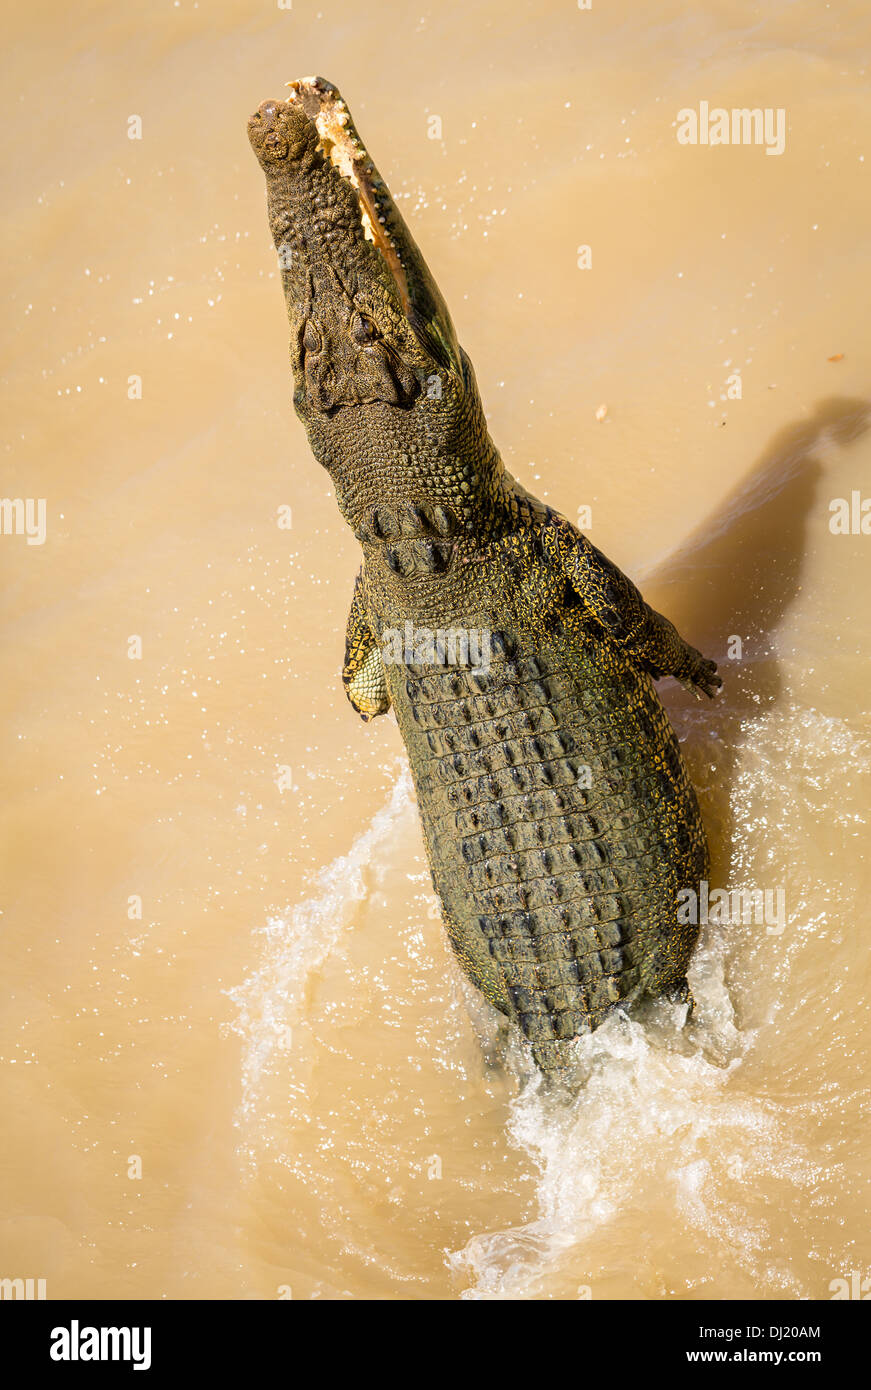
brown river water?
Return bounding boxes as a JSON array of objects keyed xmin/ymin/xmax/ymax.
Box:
[{"xmin": 2, "ymin": 0, "xmax": 870, "ymax": 1300}]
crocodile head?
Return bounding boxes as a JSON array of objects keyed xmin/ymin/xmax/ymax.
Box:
[{"xmin": 247, "ymin": 77, "xmax": 494, "ymax": 516}]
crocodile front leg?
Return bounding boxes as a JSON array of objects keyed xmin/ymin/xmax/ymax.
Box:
[
  {"xmin": 541, "ymin": 513, "xmax": 722, "ymax": 698},
  {"xmin": 342, "ymin": 568, "xmax": 390, "ymax": 720}
]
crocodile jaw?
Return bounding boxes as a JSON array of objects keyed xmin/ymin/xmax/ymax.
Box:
[
  {"xmin": 285, "ymin": 77, "xmax": 413, "ymax": 316},
  {"xmin": 247, "ymin": 77, "xmax": 504, "ymax": 527},
  {"xmin": 247, "ymin": 77, "xmax": 461, "ymax": 383}
]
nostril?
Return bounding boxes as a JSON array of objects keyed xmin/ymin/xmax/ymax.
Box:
[{"xmin": 249, "ymin": 99, "xmax": 290, "ymax": 160}]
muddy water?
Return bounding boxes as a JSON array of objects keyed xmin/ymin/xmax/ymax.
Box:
[{"xmin": 2, "ymin": 0, "xmax": 870, "ymax": 1300}]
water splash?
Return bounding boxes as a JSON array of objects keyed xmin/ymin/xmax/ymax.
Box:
[
  {"xmin": 447, "ymin": 704, "xmax": 859, "ymax": 1300},
  {"xmin": 449, "ymin": 962, "xmax": 815, "ymax": 1298},
  {"xmin": 225, "ymin": 763, "xmax": 416, "ymax": 1145}
]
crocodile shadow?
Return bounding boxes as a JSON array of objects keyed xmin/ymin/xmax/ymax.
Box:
[{"xmin": 644, "ymin": 394, "xmax": 870, "ymax": 889}]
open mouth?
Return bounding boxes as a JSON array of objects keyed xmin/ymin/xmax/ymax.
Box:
[
  {"xmin": 283, "ymin": 77, "xmax": 412, "ymax": 316},
  {"xmin": 248, "ymin": 76, "xmax": 461, "ymax": 378}
]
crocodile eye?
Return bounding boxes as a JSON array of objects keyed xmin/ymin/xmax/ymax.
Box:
[
  {"xmin": 302, "ymin": 320, "xmax": 321, "ymax": 354},
  {"xmin": 350, "ymin": 311, "xmax": 377, "ymax": 345}
]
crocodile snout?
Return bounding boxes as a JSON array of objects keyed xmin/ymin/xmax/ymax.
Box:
[
  {"xmin": 247, "ymin": 98, "xmax": 307, "ymax": 165},
  {"xmin": 248, "ymin": 76, "xmax": 463, "ymax": 374}
]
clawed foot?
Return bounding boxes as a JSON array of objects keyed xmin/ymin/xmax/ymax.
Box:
[{"xmin": 677, "ymin": 649, "xmax": 722, "ymax": 700}]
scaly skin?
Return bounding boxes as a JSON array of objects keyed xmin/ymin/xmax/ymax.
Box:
[{"xmin": 247, "ymin": 78, "xmax": 721, "ymax": 1070}]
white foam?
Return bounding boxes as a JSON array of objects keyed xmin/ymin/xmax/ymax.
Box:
[
  {"xmin": 226, "ymin": 701, "xmax": 860, "ymax": 1297},
  {"xmin": 448, "ymin": 702, "xmax": 857, "ymax": 1300},
  {"xmin": 448, "ymin": 975, "xmax": 815, "ymax": 1298},
  {"xmin": 225, "ymin": 763, "xmax": 416, "ymax": 1147}
]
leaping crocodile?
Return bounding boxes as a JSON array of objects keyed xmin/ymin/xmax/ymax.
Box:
[{"xmin": 247, "ymin": 78, "xmax": 721, "ymax": 1071}]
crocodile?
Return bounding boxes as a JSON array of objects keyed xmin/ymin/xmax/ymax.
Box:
[{"xmin": 247, "ymin": 77, "xmax": 721, "ymax": 1071}]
